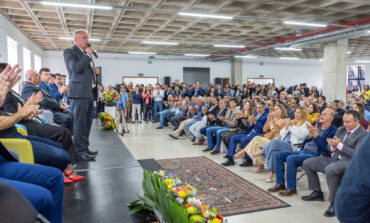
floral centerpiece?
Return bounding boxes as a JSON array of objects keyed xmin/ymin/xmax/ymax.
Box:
[
  {"xmin": 129, "ymin": 170, "xmax": 224, "ymax": 223},
  {"xmin": 100, "ymin": 90, "xmax": 120, "ymax": 106},
  {"xmin": 97, "ymin": 112, "xmax": 117, "ymax": 130}
]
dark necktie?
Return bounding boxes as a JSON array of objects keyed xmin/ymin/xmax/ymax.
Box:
[{"xmin": 344, "ymin": 131, "xmax": 351, "ymax": 142}]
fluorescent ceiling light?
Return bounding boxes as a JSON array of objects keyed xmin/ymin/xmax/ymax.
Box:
[
  {"xmin": 279, "ymin": 57, "xmax": 299, "ymax": 60},
  {"xmin": 128, "ymin": 51, "xmax": 156, "ymax": 55},
  {"xmin": 41, "ymin": 1, "xmax": 113, "ymax": 10},
  {"xmin": 234, "ymin": 55, "xmax": 257, "ymax": 59},
  {"xmin": 355, "ymin": 60, "xmax": 370, "ymax": 63},
  {"xmin": 275, "ymin": 47, "xmax": 302, "ymax": 51},
  {"xmin": 142, "ymin": 41, "xmax": 178, "ymax": 45},
  {"xmin": 319, "ymin": 59, "xmax": 324, "ymax": 61},
  {"xmin": 184, "ymin": 54, "xmax": 209, "ymax": 57},
  {"xmin": 367, "ymin": 30, "xmax": 370, "ymax": 33},
  {"xmin": 214, "ymin": 44, "xmax": 244, "ymax": 48},
  {"xmin": 284, "ymin": 21, "xmax": 327, "ymax": 27},
  {"xmin": 178, "ymin": 12, "xmax": 233, "ymax": 20},
  {"xmin": 58, "ymin": 37, "xmax": 101, "ymax": 41}
]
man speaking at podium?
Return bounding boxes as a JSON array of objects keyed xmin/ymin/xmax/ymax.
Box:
[{"xmin": 63, "ymin": 30, "xmax": 99, "ymax": 161}]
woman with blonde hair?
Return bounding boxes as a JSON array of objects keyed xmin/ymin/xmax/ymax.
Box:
[
  {"xmin": 234, "ymin": 104, "xmax": 287, "ymax": 173},
  {"xmin": 251, "ymin": 107, "xmax": 310, "ymax": 182}
]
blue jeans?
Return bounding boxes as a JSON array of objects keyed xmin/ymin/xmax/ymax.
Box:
[
  {"xmin": 200, "ymin": 125, "xmax": 213, "ymax": 136},
  {"xmin": 206, "ymin": 126, "xmax": 229, "ymax": 150},
  {"xmin": 226, "ymin": 130, "xmax": 258, "ymax": 158},
  {"xmin": 275, "ymin": 150, "xmax": 316, "ymax": 190},
  {"xmin": 159, "ymin": 110, "xmax": 173, "ymax": 127},
  {"xmin": 14, "ymin": 134, "xmax": 69, "ymax": 171},
  {"xmin": 152, "ymin": 101, "xmax": 163, "ymax": 121},
  {"xmin": 0, "ymin": 158, "xmax": 64, "ymax": 223},
  {"xmin": 262, "ymin": 139, "xmax": 292, "ymax": 172}
]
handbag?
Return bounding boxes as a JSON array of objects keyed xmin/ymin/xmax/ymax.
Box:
[{"xmin": 264, "ymin": 131, "xmax": 275, "ymax": 140}]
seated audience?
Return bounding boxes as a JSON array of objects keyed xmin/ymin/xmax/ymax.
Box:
[
  {"xmin": 222, "ymin": 100, "xmax": 268, "ymax": 166},
  {"xmin": 267, "ymin": 108, "xmax": 337, "ymax": 197},
  {"xmin": 205, "ymin": 99, "xmax": 238, "ymax": 154},
  {"xmin": 235, "ymin": 104, "xmax": 287, "ymax": 173},
  {"xmin": 21, "ymin": 69, "xmax": 74, "ymax": 132},
  {"xmin": 221, "ymin": 100, "xmax": 253, "ymax": 150},
  {"xmin": 301, "ymin": 110, "xmax": 367, "ymax": 217}
]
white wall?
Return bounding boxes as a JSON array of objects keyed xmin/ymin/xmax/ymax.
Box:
[
  {"xmin": 42, "ymin": 51, "xmax": 231, "ymax": 86},
  {"xmin": 241, "ymin": 58, "xmax": 323, "ymax": 89}
]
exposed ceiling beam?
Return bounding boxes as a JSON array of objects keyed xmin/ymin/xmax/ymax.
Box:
[
  {"xmin": 100, "ymin": 0, "xmax": 129, "ymax": 51},
  {"xmin": 19, "ymin": 0, "xmax": 57, "ymax": 48},
  {"xmin": 115, "ymin": 0, "xmax": 166, "ymax": 52}
]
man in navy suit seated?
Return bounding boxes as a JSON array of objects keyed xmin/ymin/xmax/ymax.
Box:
[
  {"xmin": 21, "ymin": 70, "xmax": 73, "ymax": 132},
  {"xmin": 222, "ymin": 100, "xmax": 268, "ymax": 166}
]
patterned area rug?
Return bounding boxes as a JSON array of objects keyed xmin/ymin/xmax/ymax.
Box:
[{"xmin": 157, "ymin": 156, "xmax": 290, "ymax": 216}]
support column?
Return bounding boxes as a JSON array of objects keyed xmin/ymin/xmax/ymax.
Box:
[
  {"xmin": 322, "ymin": 39, "xmax": 348, "ymax": 102},
  {"xmin": 231, "ymin": 58, "xmax": 243, "ymax": 85}
]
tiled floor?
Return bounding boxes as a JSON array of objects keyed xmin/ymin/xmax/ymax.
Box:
[{"xmin": 120, "ymin": 121, "xmax": 340, "ymax": 223}]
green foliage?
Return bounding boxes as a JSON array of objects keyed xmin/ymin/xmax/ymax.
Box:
[{"xmin": 128, "ymin": 170, "xmax": 190, "ymax": 223}]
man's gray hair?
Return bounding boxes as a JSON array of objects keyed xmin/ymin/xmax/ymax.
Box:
[
  {"xmin": 73, "ymin": 29, "xmax": 88, "ymax": 37},
  {"xmin": 24, "ymin": 69, "xmax": 35, "ymax": 80}
]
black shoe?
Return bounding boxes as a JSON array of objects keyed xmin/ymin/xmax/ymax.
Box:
[
  {"xmin": 203, "ymin": 148, "xmax": 213, "ymax": 152},
  {"xmin": 79, "ymin": 153, "xmax": 96, "ymax": 161},
  {"xmin": 301, "ymin": 191, "xmax": 324, "ymax": 201},
  {"xmin": 191, "ymin": 138, "xmax": 196, "ymax": 142},
  {"xmin": 86, "ymin": 149, "xmax": 98, "ymax": 156},
  {"xmin": 210, "ymin": 150, "xmax": 220, "ymax": 155},
  {"xmin": 156, "ymin": 126, "xmax": 163, "ymax": 129},
  {"xmin": 324, "ymin": 203, "xmax": 335, "ymax": 217},
  {"xmin": 221, "ymin": 157, "xmax": 235, "ymax": 166},
  {"xmin": 223, "ymin": 155, "xmax": 228, "ymax": 158},
  {"xmin": 120, "ymin": 132, "xmax": 124, "ymax": 136},
  {"xmin": 239, "ymin": 160, "xmax": 253, "ymax": 167}
]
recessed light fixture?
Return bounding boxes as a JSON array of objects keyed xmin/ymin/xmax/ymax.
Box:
[
  {"xmin": 128, "ymin": 51, "xmax": 156, "ymax": 55},
  {"xmin": 58, "ymin": 36, "xmax": 101, "ymax": 41},
  {"xmin": 348, "ymin": 51, "xmax": 351, "ymax": 54},
  {"xmin": 355, "ymin": 60, "xmax": 370, "ymax": 63},
  {"xmin": 184, "ymin": 54, "xmax": 209, "ymax": 57},
  {"xmin": 178, "ymin": 12, "xmax": 233, "ymax": 20},
  {"xmin": 367, "ymin": 30, "xmax": 370, "ymax": 33},
  {"xmin": 142, "ymin": 41, "xmax": 179, "ymax": 45},
  {"xmin": 214, "ymin": 44, "xmax": 244, "ymax": 48},
  {"xmin": 275, "ymin": 47, "xmax": 302, "ymax": 51},
  {"xmin": 279, "ymin": 57, "xmax": 299, "ymax": 60},
  {"xmin": 234, "ymin": 55, "xmax": 257, "ymax": 58},
  {"xmin": 41, "ymin": 1, "xmax": 113, "ymax": 10},
  {"xmin": 284, "ymin": 21, "xmax": 327, "ymax": 27}
]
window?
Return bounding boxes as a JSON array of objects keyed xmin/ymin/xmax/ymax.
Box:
[
  {"xmin": 23, "ymin": 47, "xmax": 31, "ymax": 72},
  {"xmin": 7, "ymin": 36, "xmax": 19, "ymax": 92},
  {"xmin": 34, "ymin": 54, "xmax": 42, "ymax": 73},
  {"xmin": 7, "ymin": 36, "xmax": 18, "ymax": 66}
]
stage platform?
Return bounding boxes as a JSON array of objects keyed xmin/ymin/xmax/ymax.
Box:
[{"xmin": 63, "ymin": 121, "xmax": 147, "ymax": 223}]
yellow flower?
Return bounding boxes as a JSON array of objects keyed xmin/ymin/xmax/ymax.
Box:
[
  {"xmin": 167, "ymin": 184, "xmax": 173, "ymax": 189},
  {"xmin": 212, "ymin": 218, "xmax": 221, "ymax": 223},
  {"xmin": 178, "ymin": 191, "xmax": 186, "ymax": 198}
]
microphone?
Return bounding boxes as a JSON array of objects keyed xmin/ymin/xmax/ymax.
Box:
[{"xmin": 87, "ymin": 43, "xmax": 98, "ymax": 58}]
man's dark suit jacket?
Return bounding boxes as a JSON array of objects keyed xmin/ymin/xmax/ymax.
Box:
[
  {"xmin": 21, "ymin": 82, "xmax": 61, "ymax": 112},
  {"xmin": 63, "ymin": 45, "xmax": 95, "ymax": 99},
  {"xmin": 3, "ymin": 91, "xmax": 42, "ymax": 136}
]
